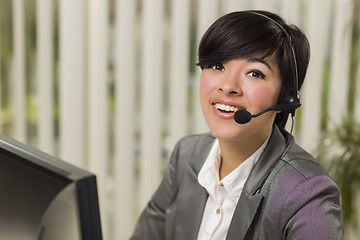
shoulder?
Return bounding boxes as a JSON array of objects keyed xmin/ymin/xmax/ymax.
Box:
[
  {"xmin": 171, "ymin": 133, "xmax": 215, "ymax": 165},
  {"xmin": 263, "ymin": 140, "xmax": 342, "ymax": 238},
  {"xmin": 271, "ymin": 146, "xmax": 339, "ymax": 212},
  {"xmin": 267, "ymin": 139, "xmax": 336, "ymax": 197},
  {"xmin": 280, "ymin": 140, "xmax": 330, "ymax": 182},
  {"xmin": 168, "ymin": 133, "xmax": 215, "ymax": 178},
  {"xmin": 174, "ymin": 133, "xmax": 215, "ymax": 152}
]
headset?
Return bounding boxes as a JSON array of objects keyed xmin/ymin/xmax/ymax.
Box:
[
  {"xmin": 245, "ymin": 12, "xmax": 303, "ymax": 194},
  {"xmin": 234, "ymin": 11, "xmax": 301, "ymax": 128}
]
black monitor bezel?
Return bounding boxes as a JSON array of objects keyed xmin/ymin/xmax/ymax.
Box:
[{"xmin": 0, "ymin": 134, "xmax": 103, "ymax": 240}]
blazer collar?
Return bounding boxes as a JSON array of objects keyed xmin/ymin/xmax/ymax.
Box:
[
  {"xmin": 226, "ymin": 125, "xmax": 289, "ymax": 239},
  {"xmin": 192, "ymin": 133, "xmax": 215, "ymax": 174},
  {"xmin": 243, "ymin": 125, "xmax": 288, "ymax": 196},
  {"xmin": 190, "ymin": 126, "xmax": 289, "ymax": 195}
]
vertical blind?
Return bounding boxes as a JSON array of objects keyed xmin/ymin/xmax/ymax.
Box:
[{"xmin": 1, "ymin": 0, "xmax": 359, "ymax": 239}]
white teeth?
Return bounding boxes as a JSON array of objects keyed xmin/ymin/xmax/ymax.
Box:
[{"xmin": 215, "ymin": 103, "xmax": 239, "ymax": 112}]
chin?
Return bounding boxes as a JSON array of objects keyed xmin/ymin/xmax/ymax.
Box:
[
  {"xmin": 207, "ymin": 117, "xmax": 274, "ymax": 143},
  {"xmin": 207, "ymin": 122, "xmax": 246, "ymax": 141}
]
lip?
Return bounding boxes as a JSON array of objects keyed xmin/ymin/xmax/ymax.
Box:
[{"xmin": 212, "ymin": 101, "xmax": 243, "ymax": 119}]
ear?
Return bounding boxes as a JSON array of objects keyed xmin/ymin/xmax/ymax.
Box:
[{"xmin": 273, "ymin": 103, "xmax": 299, "ymax": 113}]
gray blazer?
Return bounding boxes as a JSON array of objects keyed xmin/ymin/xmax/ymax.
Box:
[{"xmin": 131, "ymin": 126, "xmax": 343, "ymax": 239}]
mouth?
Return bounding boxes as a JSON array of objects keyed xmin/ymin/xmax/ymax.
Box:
[{"xmin": 214, "ymin": 103, "xmax": 239, "ymax": 113}]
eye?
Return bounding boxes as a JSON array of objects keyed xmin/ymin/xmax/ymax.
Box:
[
  {"xmin": 207, "ymin": 63, "xmax": 224, "ymax": 71},
  {"xmin": 247, "ymin": 70, "xmax": 266, "ymax": 79}
]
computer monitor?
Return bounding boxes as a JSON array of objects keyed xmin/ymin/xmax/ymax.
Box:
[{"xmin": 0, "ymin": 134, "xmax": 102, "ymax": 240}]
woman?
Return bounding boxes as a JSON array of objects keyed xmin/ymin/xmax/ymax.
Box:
[{"xmin": 131, "ymin": 10, "xmax": 343, "ymax": 239}]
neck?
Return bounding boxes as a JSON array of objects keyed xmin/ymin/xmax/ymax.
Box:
[{"xmin": 218, "ymin": 129, "xmax": 272, "ymax": 180}]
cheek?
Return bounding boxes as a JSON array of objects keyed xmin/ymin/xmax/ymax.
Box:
[
  {"xmin": 249, "ymin": 84, "xmax": 280, "ymax": 107},
  {"xmin": 199, "ymin": 74, "xmax": 216, "ymax": 99}
]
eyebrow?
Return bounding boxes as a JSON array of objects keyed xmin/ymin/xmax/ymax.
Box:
[{"xmin": 248, "ymin": 57, "xmax": 272, "ymax": 70}]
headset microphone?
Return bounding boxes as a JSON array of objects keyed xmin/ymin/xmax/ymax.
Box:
[{"xmin": 234, "ymin": 101, "xmax": 301, "ymax": 124}]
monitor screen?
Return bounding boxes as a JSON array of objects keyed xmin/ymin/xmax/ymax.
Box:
[{"xmin": 0, "ymin": 134, "xmax": 102, "ymax": 240}]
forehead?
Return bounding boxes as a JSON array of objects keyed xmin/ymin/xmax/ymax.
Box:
[
  {"xmin": 229, "ymin": 52, "xmax": 280, "ymax": 70},
  {"xmin": 250, "ymin": 50, "xmax": 279, "ymax": 66}
]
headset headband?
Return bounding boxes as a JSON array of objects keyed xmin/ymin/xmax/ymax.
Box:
[{"xmin": 251, "ymin": 12, "xmax": 301, "ymax": 113}]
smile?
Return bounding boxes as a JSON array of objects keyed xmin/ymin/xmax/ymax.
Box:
[{"xmin": 215, "ymin": 103, "xmax": 239, "ymax": 112}]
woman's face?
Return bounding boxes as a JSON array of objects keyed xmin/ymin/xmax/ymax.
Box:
[{"xmin": 199, "ymin": 56, "xmax": 282, "ymax": 143}]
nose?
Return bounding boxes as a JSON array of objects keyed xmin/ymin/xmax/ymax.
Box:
[{"xmin": 218, "ymin": 75, "xmax": 242, "ymax": 96}]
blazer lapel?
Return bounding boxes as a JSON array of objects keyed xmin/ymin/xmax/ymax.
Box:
[
  {"xmin": 174, "ymin": 165, "xmax": 208, "ymax": 240},
  {"xmin": 226, "ymin": 125, "xmax": 288, "ymax": 239},
  {"xmin": 174, "ymin": 134, "xmax": 215, "ymax": 240},
  {"xmin": 226, "ymin": 191, "xmax": 264, "ymax": 239}
]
